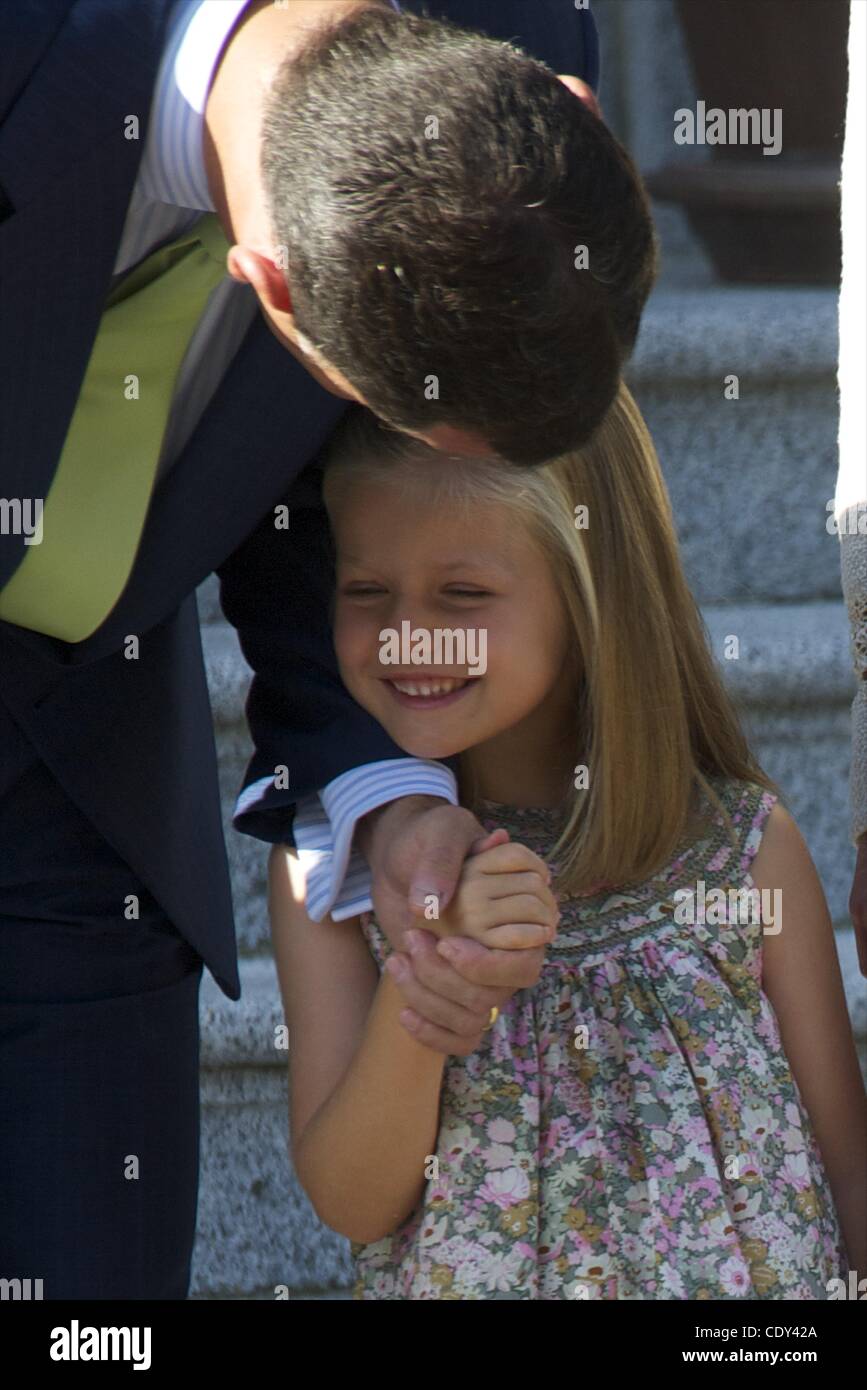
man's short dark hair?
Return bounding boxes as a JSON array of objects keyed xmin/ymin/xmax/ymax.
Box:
[{"xmin": 261, "ymin": 4, "xmax": 658, "ymax": 465}]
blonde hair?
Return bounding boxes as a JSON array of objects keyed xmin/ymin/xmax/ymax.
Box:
[{"xmin": 321, "ymin": 384, "xmax": 781, "ymax": 893}]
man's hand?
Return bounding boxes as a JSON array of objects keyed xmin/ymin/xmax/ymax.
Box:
[
  {"xmin": 357, "ymin": 795, "xmax": 495, "ymax": 955},
  {"xmin": 357, "ymin": 795, "xmax": 555, "ymax": 1055},
  {"xmin": 384, "ymin": 928, "xmax": 546, "ymax": 1057}
]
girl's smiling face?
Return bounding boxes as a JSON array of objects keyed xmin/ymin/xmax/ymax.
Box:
[{"xmin": 329, "ymin": 471, "xmax": 576, "ymax": 769}]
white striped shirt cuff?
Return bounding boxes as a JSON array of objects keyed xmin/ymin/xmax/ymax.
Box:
[{"xmin": 294, "ymin": 759, "xmax": 458, "ymax": 922}]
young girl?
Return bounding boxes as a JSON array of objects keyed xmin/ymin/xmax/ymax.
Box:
[{"xmin": 268, "ymin": 383, "xmax": 867, "ymax": 1300}]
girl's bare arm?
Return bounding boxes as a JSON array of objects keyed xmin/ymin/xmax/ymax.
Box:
[
  {"xmin": 268, "ymin": 844, "xmax": 446, "ymax": 1245},
  {"xmin": 754, "ymin": 803, "xmax": 867, "ymax": 1275}
]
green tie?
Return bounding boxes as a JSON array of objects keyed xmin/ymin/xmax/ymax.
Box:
[{"xmin": 0, "ymin": 213, "xmax": 230, "ymax": 642}]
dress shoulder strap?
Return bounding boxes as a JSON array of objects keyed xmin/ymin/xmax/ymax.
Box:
[{"xmin": 692, "ymin": 774, "xmax": 779, "ymax": 889}]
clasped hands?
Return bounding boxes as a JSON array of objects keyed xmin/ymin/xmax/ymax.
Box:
[{"xmin": 357, "ymin": 796, "xmax": 560, "ymax": 1056}]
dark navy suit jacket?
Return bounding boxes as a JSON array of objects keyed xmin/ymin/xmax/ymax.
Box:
[{"xmin": 0, "ymin": 0, "xmax": 598, "ymax": 1001}]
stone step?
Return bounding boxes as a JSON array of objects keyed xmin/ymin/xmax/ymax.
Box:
[
  {"xmin": 625, "ymin": 287, "xmax": 840, "ymax": 607},
  {"xmin": 191, "ymin": 957, "xmax": 355, "ymax": 1299}
]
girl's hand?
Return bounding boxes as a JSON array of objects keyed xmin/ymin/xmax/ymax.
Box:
[{"xmin": 432, "ymin": 835, "xmax": 560, "ymax": 949}]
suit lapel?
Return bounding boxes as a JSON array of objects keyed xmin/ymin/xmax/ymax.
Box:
[
  {"xmin": 0, "ymin": 0, "xmax": 173, "ymax": 213},
  {"xmin": 0, "ymin": 0, "xmax": 176, "ymax": 591},
  {"xmin": 0, "ymin": 1, "xmax": 68, "ymax": 128},
  {"xmin": 76, "ymin": 311, "xmax": 352, "ymax": 659}
]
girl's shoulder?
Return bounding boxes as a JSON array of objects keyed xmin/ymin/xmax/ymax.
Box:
[{"xmin": 688, "ymin": 771, "xmax": 780, "ymax": 886}]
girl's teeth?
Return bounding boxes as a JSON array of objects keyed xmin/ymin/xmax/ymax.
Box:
[{"xmin": 392, "ymin": 678, "xmax": 469, "ymax": 697}]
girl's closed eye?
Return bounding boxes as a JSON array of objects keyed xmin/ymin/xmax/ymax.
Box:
[
  {"xmin": 338, "ymin": 582, "xmax": 496, "ymax": 602},
  {"xmin": 340, "ymin": 581, "xmax": 389, "ymax": 598},
  {"xmin": 442, "ymin": 586, "xmax": 492, "ymax": 600}
]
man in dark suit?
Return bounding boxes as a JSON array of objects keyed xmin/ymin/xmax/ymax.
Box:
[{"xmin": 0, "ymin": 0, "xmax": 656, "ymax": 1297}]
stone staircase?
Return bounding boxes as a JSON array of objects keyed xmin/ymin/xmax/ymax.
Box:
[{"xmin": 187, "ymin": 0, "xmax": 865, "ymax": 1299}]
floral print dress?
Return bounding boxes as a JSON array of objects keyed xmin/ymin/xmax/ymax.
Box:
[{"xmin": 350, "ymin": 775, "xmax": 849, "ymax": 1300}]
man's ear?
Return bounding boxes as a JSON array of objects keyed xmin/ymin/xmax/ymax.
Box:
[
  {"xmin": 557, "ymin": 73, "xmax": 603, "ymax": 121},
  {"xmin": 227, "ymin": 245, "xmax": 292, "ymax": 314}
]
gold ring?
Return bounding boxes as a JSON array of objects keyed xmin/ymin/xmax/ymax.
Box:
[{"xmin": 483, "ymin": 1006, "xmax": 499, "ymax": 1031}]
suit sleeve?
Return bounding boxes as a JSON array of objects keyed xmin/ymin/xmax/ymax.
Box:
[
  {"xmin": 217, "ymin": 461, "xmax": 458, "ymax": 849},
  {"xmin": 217, "ymin": 462, "xmax": 396, "ymax": 842}
]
